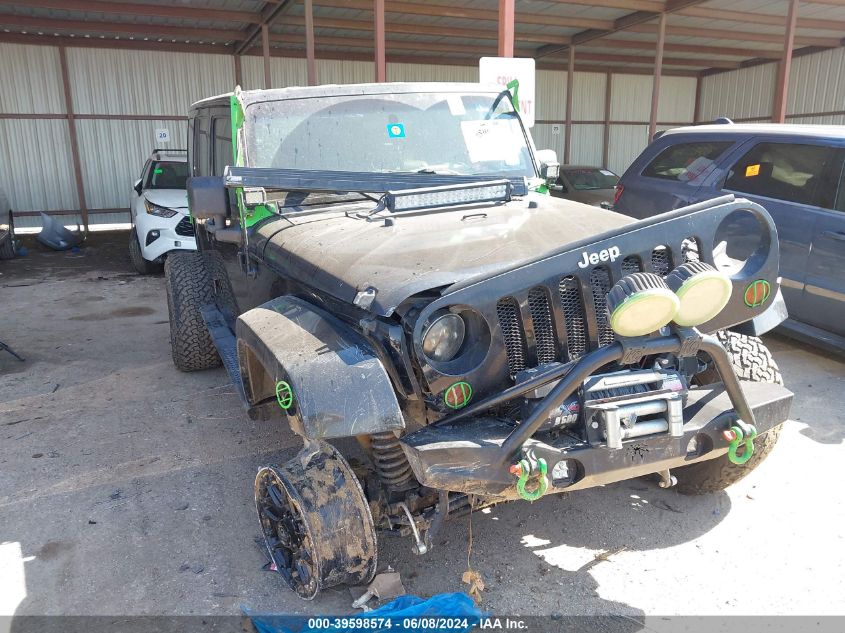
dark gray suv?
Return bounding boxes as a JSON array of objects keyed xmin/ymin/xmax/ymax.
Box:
[{"xmin": 615, "ymin": 123, "xmax": 845, "ymax": 352}]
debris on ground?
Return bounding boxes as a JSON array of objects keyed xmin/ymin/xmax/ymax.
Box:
[
  {"xmin": 350, "ymin": 568, "xmax": 405, "ymax": 610},
  {"xmin": 462, "ymin": 505, "xmax": 485, "ymax": 604}
]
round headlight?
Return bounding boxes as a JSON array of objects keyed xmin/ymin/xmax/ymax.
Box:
[
  {"xmin": 608, "ymin": 273, "xmax": 680, "ymax": 338},
  {"xmin": 666, "ymin": 261, "xmax": 733, "ymax": 326},
  {"xmin": 422, "ymin": 312, "xmax": 466, "ymax": 362}
]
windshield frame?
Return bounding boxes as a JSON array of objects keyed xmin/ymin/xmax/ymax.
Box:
[{"xmin": 240, "ymin": 88, "xmax": 540, "ymax": 181}]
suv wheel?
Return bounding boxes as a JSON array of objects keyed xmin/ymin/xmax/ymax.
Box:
[
  {"xmin": 164, "ymin": 250, "xmax": 236, "ymax": 372},
  {"xmin": 673, "ymin": 330, "xmax": 783, "ymax": 495},
  {"xmin": 129, "ymin": 227, "xmax": 163, "ymax": 275}
]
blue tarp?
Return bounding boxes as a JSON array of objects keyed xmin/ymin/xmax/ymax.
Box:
[{"xmin": 247, "ymin": 592, "xmax": 483, "ymax": 633}]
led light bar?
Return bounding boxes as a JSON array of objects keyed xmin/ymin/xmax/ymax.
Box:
[
  {"xmin": 666, "ymin": 261, "xmax": 733, "ymax": 327},
  {"xmin": 385, "ymin": 180, "xmax": 512, "ymax": 213},
  {"xmin": 607, "ymin": 273, "xmax": 680, "ymax": 338}
]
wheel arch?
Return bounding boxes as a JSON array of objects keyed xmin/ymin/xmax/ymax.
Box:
[{"xmin": 236, "ymin": 296, "xmax": 405, "ymax": 439}]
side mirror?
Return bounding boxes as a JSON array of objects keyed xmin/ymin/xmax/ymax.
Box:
[
  {"xmin": 187, "ymin": 176, "xmax": 228, "ymax": 220},
  {"xmin": 133, "ymin": 179, "xmax": 142, "ymax": 196},
  {"xmin": 535, "ymin": 149, "xmax": 560, "ymax": 184}
]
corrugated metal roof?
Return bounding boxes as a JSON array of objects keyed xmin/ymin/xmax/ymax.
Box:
[{"xmin": 2, "ymin": 0, "xmax": 842, "ymax": 75}]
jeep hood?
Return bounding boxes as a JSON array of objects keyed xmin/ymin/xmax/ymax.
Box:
[{"xmin": 251, "ymin": 192, "xmax": 633, "ymax": 316}]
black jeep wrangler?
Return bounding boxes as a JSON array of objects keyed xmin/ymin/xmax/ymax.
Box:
[{"xmin": 167, "ymin": 83, "xmax": 792, "ymax": 600}]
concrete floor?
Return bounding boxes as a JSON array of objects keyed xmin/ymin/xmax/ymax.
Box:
[{"xmin": 1, "ymin": 232, "xmax": 844, "ymax": 619}]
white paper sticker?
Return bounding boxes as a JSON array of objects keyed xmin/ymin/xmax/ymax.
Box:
[
  {"xmin": 600, "ymin": 169, "xmax": 615, "ymax": 176},
  {"xmin": 155, "ymin": 128, "xmax": 170, "ymax": 143},
  {"xmin": 461, "ymin": 119, "xmax": 521, "ymax": 164},
  {"xmin": 551, "ymin": 124, "xmax": 562, "ymax": 135}
]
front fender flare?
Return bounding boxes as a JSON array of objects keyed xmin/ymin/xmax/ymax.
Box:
[{"xmin": 236, "ymin": 296, "xmax": 404, "ymax": 439}]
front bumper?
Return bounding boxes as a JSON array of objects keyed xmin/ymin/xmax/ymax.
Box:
[
  {"xmin": 137, "ymin": 213, "xmax": 196, "ymax": 261},
  {"xmin": 402, "ymin": 380, "xmax": 792, "ymax": 499},
  {"xmin": 400, "ymin": 332, "xmax": 793, "ymax": 500}
]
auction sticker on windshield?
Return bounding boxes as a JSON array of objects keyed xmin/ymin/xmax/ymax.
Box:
[
  {"xmin": 461, "ymin": 119, "xmax": 521, "ymax": 164},
  {"xmin": 387, "ymin": 123, "xmax": 406, "ymax": 138}
]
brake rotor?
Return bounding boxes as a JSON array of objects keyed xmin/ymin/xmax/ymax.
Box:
[{"xmin": 255, "ymin": 441, "xmax": 377, "ymax": 600}]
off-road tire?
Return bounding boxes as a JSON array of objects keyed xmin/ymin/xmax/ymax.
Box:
[
  {"xmin": 0, "ymin": 211, "xmax": 16, "ymax": 260},
  {"xmin": 129, "ymin": 227, "xmax": 163, "ymax": 275},
  {"xmin": 674, "ymin": 330, "xmax": 783, "ymax": 495},
  {"xmin": 164, "ymin": 250, "xmax": 236, "ymax": 372}
]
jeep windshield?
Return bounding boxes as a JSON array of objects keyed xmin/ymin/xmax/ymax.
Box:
[{"xmin": 243, "ymin": 91, "xmax": 536, "ymax": 180}]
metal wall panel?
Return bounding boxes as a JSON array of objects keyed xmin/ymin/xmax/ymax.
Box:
[
  {"xmin": 607, "ymin": 124, "xmax": 649, "ymax": 175},
  {"xmin": 15, "ymin": 213, "xmax": 84, "ymax": 231},
  {"xmin": 0, "ymin": 119, "xmax": 77, "ymax": 212},
  {"xmin": 316, "ymin": 59, "xmax": 373, "ymax": 85},
  {"xmin": 789, "ymin": 48, "xmax": 845, "ymax": 118},
  {"xmin": 658, "ymin": 76, "xmax": 696, "ymax": 123},
  {"xmin": 0, "ymin": 44, "xmax": 65, "ymax": 114},
  {"xmin": 536, "ymin": 69, "xmax": 566, "ymax": 120},
  {"xmin": 700, "ymin": 64, "xmax": 775, "ymax": 121},
  {"xmin": 610, "ymin": 74, "xmax": 651, "ymax": 122},
  {"xmin": 75, "ymin": 119, "xmax": 189, "ymax": 210},
  {"xmin": 571, "ymin": 124, "xmax": 605, "ymax": 167},
  {"xmin": 388, "ymin": 62, "xmax": 476, "ymax": 83},
  {"xmin": 241, "ymin": 56, "xmax": 307, "ymax": 90},
  {"xmin": 531, "ymin": 123, "xmax": 562, "ymax": 159},
  {"xmin": 67, "ymin": 48, "xmax": 234, "ymax": 115},
  {"xmin": 574, "ymin": 72, "xmax": 607, "ymax": 121}
]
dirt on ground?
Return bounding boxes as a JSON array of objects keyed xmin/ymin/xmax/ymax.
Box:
[{"xmin": 1, "ymin": 231, "xmax": 844, "ymax": 620}]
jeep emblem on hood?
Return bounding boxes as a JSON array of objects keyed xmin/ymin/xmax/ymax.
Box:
[{"xmin": 578, "ymin": 246, "xmax": 621, "ymax": 268}]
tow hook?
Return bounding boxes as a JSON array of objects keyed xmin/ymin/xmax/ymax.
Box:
[
  {"xmin": 723, "ymin": 420, "xmax": 758, "ymax": 465},
  {"xmin": 510, "ymin": 453, "xmax": 549, "ymax": 502}
]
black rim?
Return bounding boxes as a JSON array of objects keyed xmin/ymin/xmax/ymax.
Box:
[{"xmin": 255, "ymin": 467, "xmax": 318, "ymax": 599}]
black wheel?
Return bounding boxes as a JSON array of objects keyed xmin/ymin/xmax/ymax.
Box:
[
  {"xmin": 0, "ymin": 209, "xmax": 16, "ymax": 260},
  {"xmin": 674, "ymin": 330, "xmax": 783, "ymax": 495},
  {"xmin": 164, "ymin": 250, "xmax": 237, "ymax": 372},
  {"xmin": 129, "ymin": 227, "xmax": 163, "ymax": 275},
  {"xmin": 255, "ymin": 441, "xmax": 377, "ymax": 600}
]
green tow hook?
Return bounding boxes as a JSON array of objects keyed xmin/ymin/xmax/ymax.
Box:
[
  {"xmin": 723, "ymin": 423, "xmax": 757, "ymax": 465},
  {"xmin": 510, "ymin": 455, "xmax": 549, "ymax": 502}
]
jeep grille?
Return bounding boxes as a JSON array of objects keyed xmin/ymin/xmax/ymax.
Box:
[{"xmin": 495, "ymin": 243, "xmax": 680, "ymax": 378}]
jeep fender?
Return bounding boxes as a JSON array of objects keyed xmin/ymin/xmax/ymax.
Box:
[{"xmin": 236, "ymin": 296, "xmax": 404, "ymax": 439}]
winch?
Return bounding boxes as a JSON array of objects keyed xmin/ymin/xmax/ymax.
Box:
[{"xmin": 520, "ymin": 367, "xmax": 687, "ymax": 448}]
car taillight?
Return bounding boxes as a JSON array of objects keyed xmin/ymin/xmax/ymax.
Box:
[{"xmin": 613, "ymin": 183, "xmax": 624, "ymax": 206}]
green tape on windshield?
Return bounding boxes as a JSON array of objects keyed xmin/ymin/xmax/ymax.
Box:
[{"xmin": 506, "ymin": 78, "xmax": 520, "ymax": 112}]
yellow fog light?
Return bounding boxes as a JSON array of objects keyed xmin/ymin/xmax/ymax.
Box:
[
  {"xmin": 666, "ymin": 262, "xmax": 733, "ymax": 327},
  {"xmin": 608, "ymin": 273, "xmax": 680, "ymax": 338}
]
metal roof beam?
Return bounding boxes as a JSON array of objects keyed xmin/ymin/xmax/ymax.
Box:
[
  {"xmin": 12, "ymin": 0, "xmax": 259, "ymax": 24},
  {"xmin": 312, "ymin": 0, "xmax": 616, "ymax": 30},
  {"xmin": 0, "ymin": 14, "xmax": 241, "ymax": 42},
  {"xmin": 0, "ymin": 32, "xmax": 700, "ymax": 76},
  {"xmin": 282, "ymin": 15, "xmax": 570, "ymax": 45},
  {"xmin": 678, "ymin": 6, "xmax": 845, "ymax": 31},
  {"xmin": 536, "ymin": 0, "xmax": 710, "ymax": 58},
  {"xmin": 545, "ymin": 0, "xmax": 664, "ymax": 11},
  {"xmin": 590, "ymin": 37, "xmax": 783, "ymax": 59},
  {"xmin": 272, "ymin": 30, "xmax": 727, "ymax": 68},
  {"xmin": 629, "ymin": 23, "xmax": 843, "ymax": 46},
  {"xmin": 234, "ymin": 0, "xmax": 295, "ymax": 56}
]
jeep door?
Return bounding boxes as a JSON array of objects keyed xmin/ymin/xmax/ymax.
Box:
[
  {"xmin": 719, "ymin": 138, "xmax": 841, "ymax": 322},
  {"xmin": 799, "ymin": 148, "xmax": 845, "ymax": 336}
]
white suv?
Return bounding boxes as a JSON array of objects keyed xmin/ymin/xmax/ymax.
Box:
[{"xmin": 129, "ymin": 150, "xmax": 196, "ymax": 274}]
